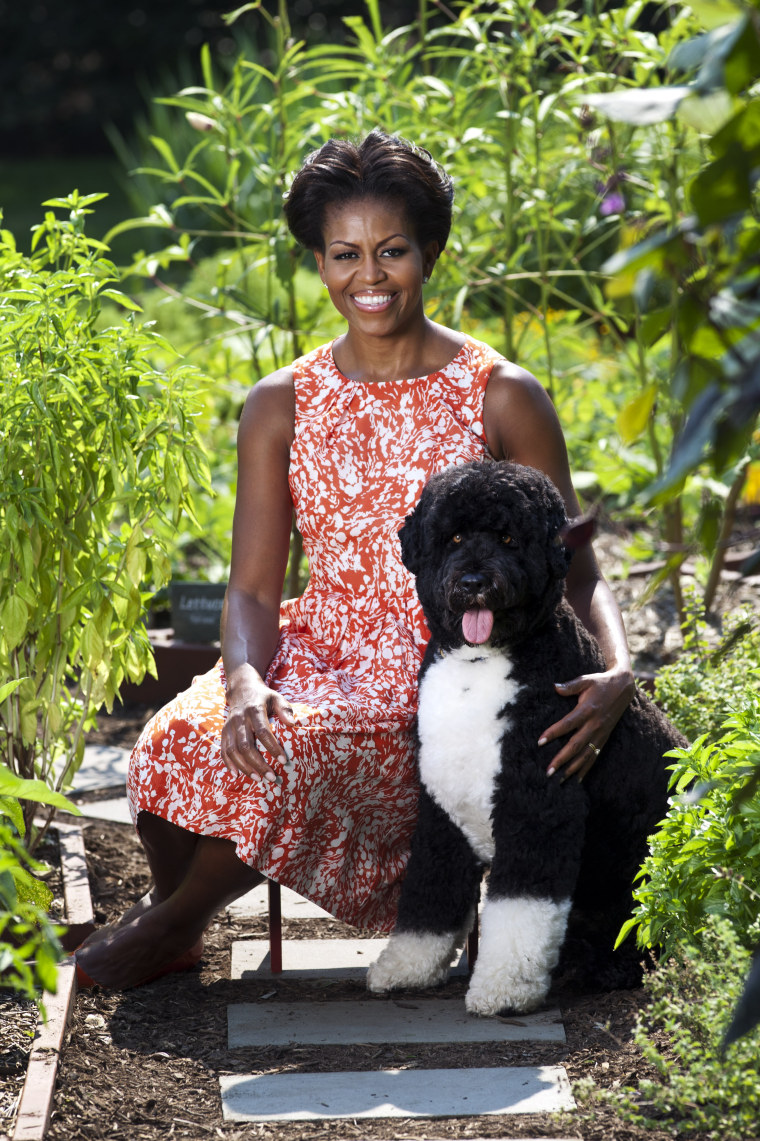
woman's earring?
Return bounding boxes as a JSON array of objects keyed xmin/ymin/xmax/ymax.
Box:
[
  {"xmin": 321, "ymin": 280, "xmax": 328, "ymax": 289},
  {"xmin": 423, "ymin": 275, "xmax": 429, "ymax": 284}
]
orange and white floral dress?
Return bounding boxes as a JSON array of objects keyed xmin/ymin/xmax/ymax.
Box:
[{"xmin": 127, "ymin": 336, "xmax": 503, "ymax": 931}]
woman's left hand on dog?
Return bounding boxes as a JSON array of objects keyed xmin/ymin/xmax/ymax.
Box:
[{"xmin": 540, "ymin": 665, "xmax": 637, "ymax": 781}]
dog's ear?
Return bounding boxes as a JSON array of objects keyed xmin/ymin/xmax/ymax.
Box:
[
  {"xmin": 552, "ymin": 510, "xmax": 595, "ymax": 576},
  {"xmin": 559, "ymin": 512, "xmax": 596, "ymax": 551},
  {"xmin": 399, "ymin": 503, "xmax": 424, "ymax": 575}
]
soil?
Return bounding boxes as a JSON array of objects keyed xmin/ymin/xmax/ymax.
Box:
[{"xmin": 3, "ymin": 525, "xmax": 759, "ymax": 1141}]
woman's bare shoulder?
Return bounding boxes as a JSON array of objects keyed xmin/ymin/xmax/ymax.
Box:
[
  {"xmin": 484, "ymin": 358, "xmax": 563, "ymax": 461},
  {"xmin": 487, "ymin": 357, "xmax": 550, "ymax": 401},
  {"xmin": 240, "ymin": 366, "xmax": 296, "ymax": 448}
]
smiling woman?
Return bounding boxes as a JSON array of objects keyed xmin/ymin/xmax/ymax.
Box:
[{"xmin": 72, "ymin": 129, "xmax": 636, "ymax": 993}]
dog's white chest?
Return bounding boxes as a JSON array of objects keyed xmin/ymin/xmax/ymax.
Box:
[{"xmin": 417, "ymin": 646, "xmax": 521, "ymax": 862}]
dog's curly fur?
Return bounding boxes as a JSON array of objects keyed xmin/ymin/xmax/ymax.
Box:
[{"xmin": 367, "ymin": 460, "xmax": 686, "ymax": 1015}]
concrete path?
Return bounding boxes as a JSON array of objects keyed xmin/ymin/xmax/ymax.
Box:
[
  {"xmin": 75, "ymin": 744, "xmax": 131, "ymax": 791},
  {"xmin": 228, "ymin": 998, "xmax": 566, "ymax": 1047},
  {"xmin": 220, "ymin": 1065, "xmax": 575, "ymax": 1122},
  {"xmin": 231, "ymin": 935, "xmax": 469, "ymax": 980}
]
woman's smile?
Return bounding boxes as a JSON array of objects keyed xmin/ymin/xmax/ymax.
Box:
[{"xmin": 352, "ymin": 290, "xmax": 396, "ymax": 312}]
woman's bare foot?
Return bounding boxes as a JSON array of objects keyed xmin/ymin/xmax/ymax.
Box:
[
  {"xmin": 73, "ymin": 891, "xmax": 161, "ymax": 953},
  {"xmin": 73, "ymin": 902, "xmax": 204, "ymax": 989},
  {"xmin": 72, "ymin": 823, "xmax": 263, "ymax": 989}
]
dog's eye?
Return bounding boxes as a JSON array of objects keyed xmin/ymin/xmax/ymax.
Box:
[
  {"xmin": 501, "ymin": 534, "xmax": 514, "ymax": 546},
  {"xmin": 451, "ymin": 534, "xmax": 462, "ymax": 544}
]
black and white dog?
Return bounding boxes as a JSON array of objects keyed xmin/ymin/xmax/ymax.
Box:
[{"xmin": 368, "ymin": 460, "xmax": 685, "ymax": 1015}]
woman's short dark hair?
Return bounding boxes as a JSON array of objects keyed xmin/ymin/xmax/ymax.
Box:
[{"xmin": 284, "ymin": 129, "xmax": 454, "ymax": 254}]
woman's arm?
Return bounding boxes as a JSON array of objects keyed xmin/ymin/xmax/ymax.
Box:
[
  {"xmin": 483, "ymin": 361, "xmax": 635, "ymax": 780},
  {"xmin": 219, "ymin": 368, "xmax": 297, "ymax": 783}
]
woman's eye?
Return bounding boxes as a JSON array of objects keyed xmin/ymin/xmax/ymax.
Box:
[
  {"xmin": 381, "ymin": 247, "xmax": 406, "ymax": 257},
  {"xmin": 334, "ymin": 251, "xmax": 357, "ymax": 260}
]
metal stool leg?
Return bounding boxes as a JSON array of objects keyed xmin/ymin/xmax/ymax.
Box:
[
  {"xmin": 466, "ymin": 879, "xmax": 481, "ymax": 971},
  {"xmin": 466, "ymin": 921, "xmax": 479, "ymax": 971},
  {"xmin": 268, "ymin": 879, "xmax": 282, "ymax": 974}
]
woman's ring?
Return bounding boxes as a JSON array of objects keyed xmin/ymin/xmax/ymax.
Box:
[{"xmin": 586, "ymin": 741, "xmax": 600, "ymax": 757}]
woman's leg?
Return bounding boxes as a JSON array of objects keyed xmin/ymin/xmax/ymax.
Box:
[{"xmin": 74, "ymin": 812, "xmax": 263, "ymax": 988}]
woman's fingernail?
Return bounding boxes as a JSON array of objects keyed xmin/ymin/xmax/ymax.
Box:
[
  {"xmin": 547, "ymin": 766, "xmax": 555, "ymax": 777},
  {"xmin": 265, "ymin": 770, "xmax": 277, "ymax": 782},
  {"xmin": 538, "ymin": 736, "xmax": 548, "ymax": 746}
]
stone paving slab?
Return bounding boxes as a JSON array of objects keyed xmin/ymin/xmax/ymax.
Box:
[
  {"xmin": 231, "ymin": 937, "xmax": 387, "ymax": 980},
  {"xmin": 75, "ymin": 744, "xmax": 131, "ymax": 791},
  {"xmin": 228, "ymin": 999, "xmax": 565, "ymax": 1047},
  {"xmin": 77, "ymin": 798, "xmax": 133, "ymax": 824},
  {"xmin": 220, "ymin": 1065, "xmax": 575, "ymax": 1121},
  {"xmin": 231, "ymin": 937, "xmax": 468, "ymax": 981},
  {"xmin": 227, "ymin": 882, "xmax": 333, "ymax": 920}
]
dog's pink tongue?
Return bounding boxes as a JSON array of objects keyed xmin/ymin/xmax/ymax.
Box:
[{"xmin": 462, "ymin": 608, "xmax": 494, "ymax": 645}]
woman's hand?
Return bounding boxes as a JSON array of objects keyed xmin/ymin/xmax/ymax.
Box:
[
  {"xmin": 539, "ymin": 666, "xmax": 636, "ymax": 782},
  {"xmin": 221, "ymin": 672, "xmax": 296, "ymax": 783}
]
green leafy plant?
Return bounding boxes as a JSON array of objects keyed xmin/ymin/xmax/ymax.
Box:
[
  {"xmin": 578, "ymin": 917, "xmax": 760, "ymax": 1139},
  {"xmin": 587, "ymin": 0, "xmax": 760, "ymax": 614},
  {"xmin": 0, "ymin": 680, "xmax": 80, "ymax": 1004},
  {"xmin": 0, "ymin": 193, "xmax": 211, "ymax": 845},
  {"xmin": 620, "ymin": 680, "xmax": 760, "ymax": 956},
  {"xmin": 654, "ymin": 586, "xmax": 760, "ymax": 743}
]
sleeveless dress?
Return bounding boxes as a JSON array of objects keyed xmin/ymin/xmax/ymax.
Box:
[{"xmin": 127, "ymin": 336, "xmax": 503, "ymax": 931}]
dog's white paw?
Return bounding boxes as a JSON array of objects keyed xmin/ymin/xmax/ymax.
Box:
[
  {"xmin": 465, "ymin": 961, "xmax": 549, "ymax": 1016},
  {"xmin": 367, "ymin": 931, "xmax": 458, "ymax": 992},
  {"xmin": 464, "ymin": 894, "xmax": 571, "ymax": 1016}
]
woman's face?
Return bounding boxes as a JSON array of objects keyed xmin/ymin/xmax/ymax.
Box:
[{"xmin": 313, "ymin": 197, "xmax": 438, "ymax": 339}]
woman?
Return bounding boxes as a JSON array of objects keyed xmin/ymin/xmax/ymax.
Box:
[{"xmin": 74, "ymin": 130, "xmax": 634, "ymax": 989}]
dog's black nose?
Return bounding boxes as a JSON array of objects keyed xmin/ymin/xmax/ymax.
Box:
[{"xmin": 459, "ymin": 572, "xmax": 487, "ymax": 593}]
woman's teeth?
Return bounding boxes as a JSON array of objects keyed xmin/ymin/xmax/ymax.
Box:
[{"xmin": 354, "ymin": 293, "xmax": 393, "ymax": 307}]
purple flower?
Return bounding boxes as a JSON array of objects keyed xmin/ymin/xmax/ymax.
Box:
[
  {"xmin": 600, "ymin": 190, "xmax": 626, "ymax": 216},
  {"xmin": 596, "ymin": 176, "xmax": 626, "ymax": 216}
]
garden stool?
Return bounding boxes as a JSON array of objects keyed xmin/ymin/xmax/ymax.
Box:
[{"xmin": 265, "ymin": 879, "xmax": 479, "ymax": 974}]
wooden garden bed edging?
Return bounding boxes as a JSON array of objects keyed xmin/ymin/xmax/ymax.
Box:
[{"xmin": 12, "ymin": 821, "xmax": 94, "ymax": 1141}]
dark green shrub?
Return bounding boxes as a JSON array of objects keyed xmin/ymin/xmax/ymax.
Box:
[
  {"xmin": 579, "ymin": 918, "xmax": 760, "ymax": 1139},
  {"xmin": 654, "ymin": 588, "xmax": 760, "ymax": 743},
  {"xmin": 621, "ymin": 681, "xmax": 760, "ymax": 956}
]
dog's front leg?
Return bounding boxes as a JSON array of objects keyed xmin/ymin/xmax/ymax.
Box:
[
  {"xmin": 367, "ymin": 787, "xmax": 482, "ymax": 993},
  {"xmin": 465, "ymin": 773, "xmax": 586, "ymax": 1016}
]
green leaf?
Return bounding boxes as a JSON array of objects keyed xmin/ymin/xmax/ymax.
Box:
[
  {"xmin": 722, "ymin": 16, "xmax": 760, "ymax": 95},
  {"xmin": 1, "ymin": 595, "xmax": 29, "ymax": 651},
  {"xmin": 688, "ymin": 0, "xmax": 743, "ymax": 31},
  {"xmin": 615, "ymin": 916, "xmax": 639, "ymax": 949},
  {"xmin": 677, "ymin": 89, "xmax": 736, "ymax": 134},
  {"xmin": 617, "ymin": 384, "xmax": 658, "ymax": 444},
  {"xmin": 149, "ymin": 135, "xmax": 180, "ymax": 174},
  {"xmin": 0, "ymin": 795, "xmax": 25, "ymax": 834},
  {"xmin": 0, "ymin": 679, "xmax": 27, "ymax": 703},
  {"xmin": 0, "ymin": 765, "xmax": 81, "ymax": 815},
  {"xmin": 690, "ymin": 149, "xmax": 754, "ymax": 225},
  {"xmin": 34, "ymin": 944, "xmax": 60, "ymax": 993},
  {"xmin": 709, "ymin": 98, "xmax": 760, "ymax": 160},
  {"xmin": 99, "ymin": 289, "xmax": 143, "ymax": 312}
]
